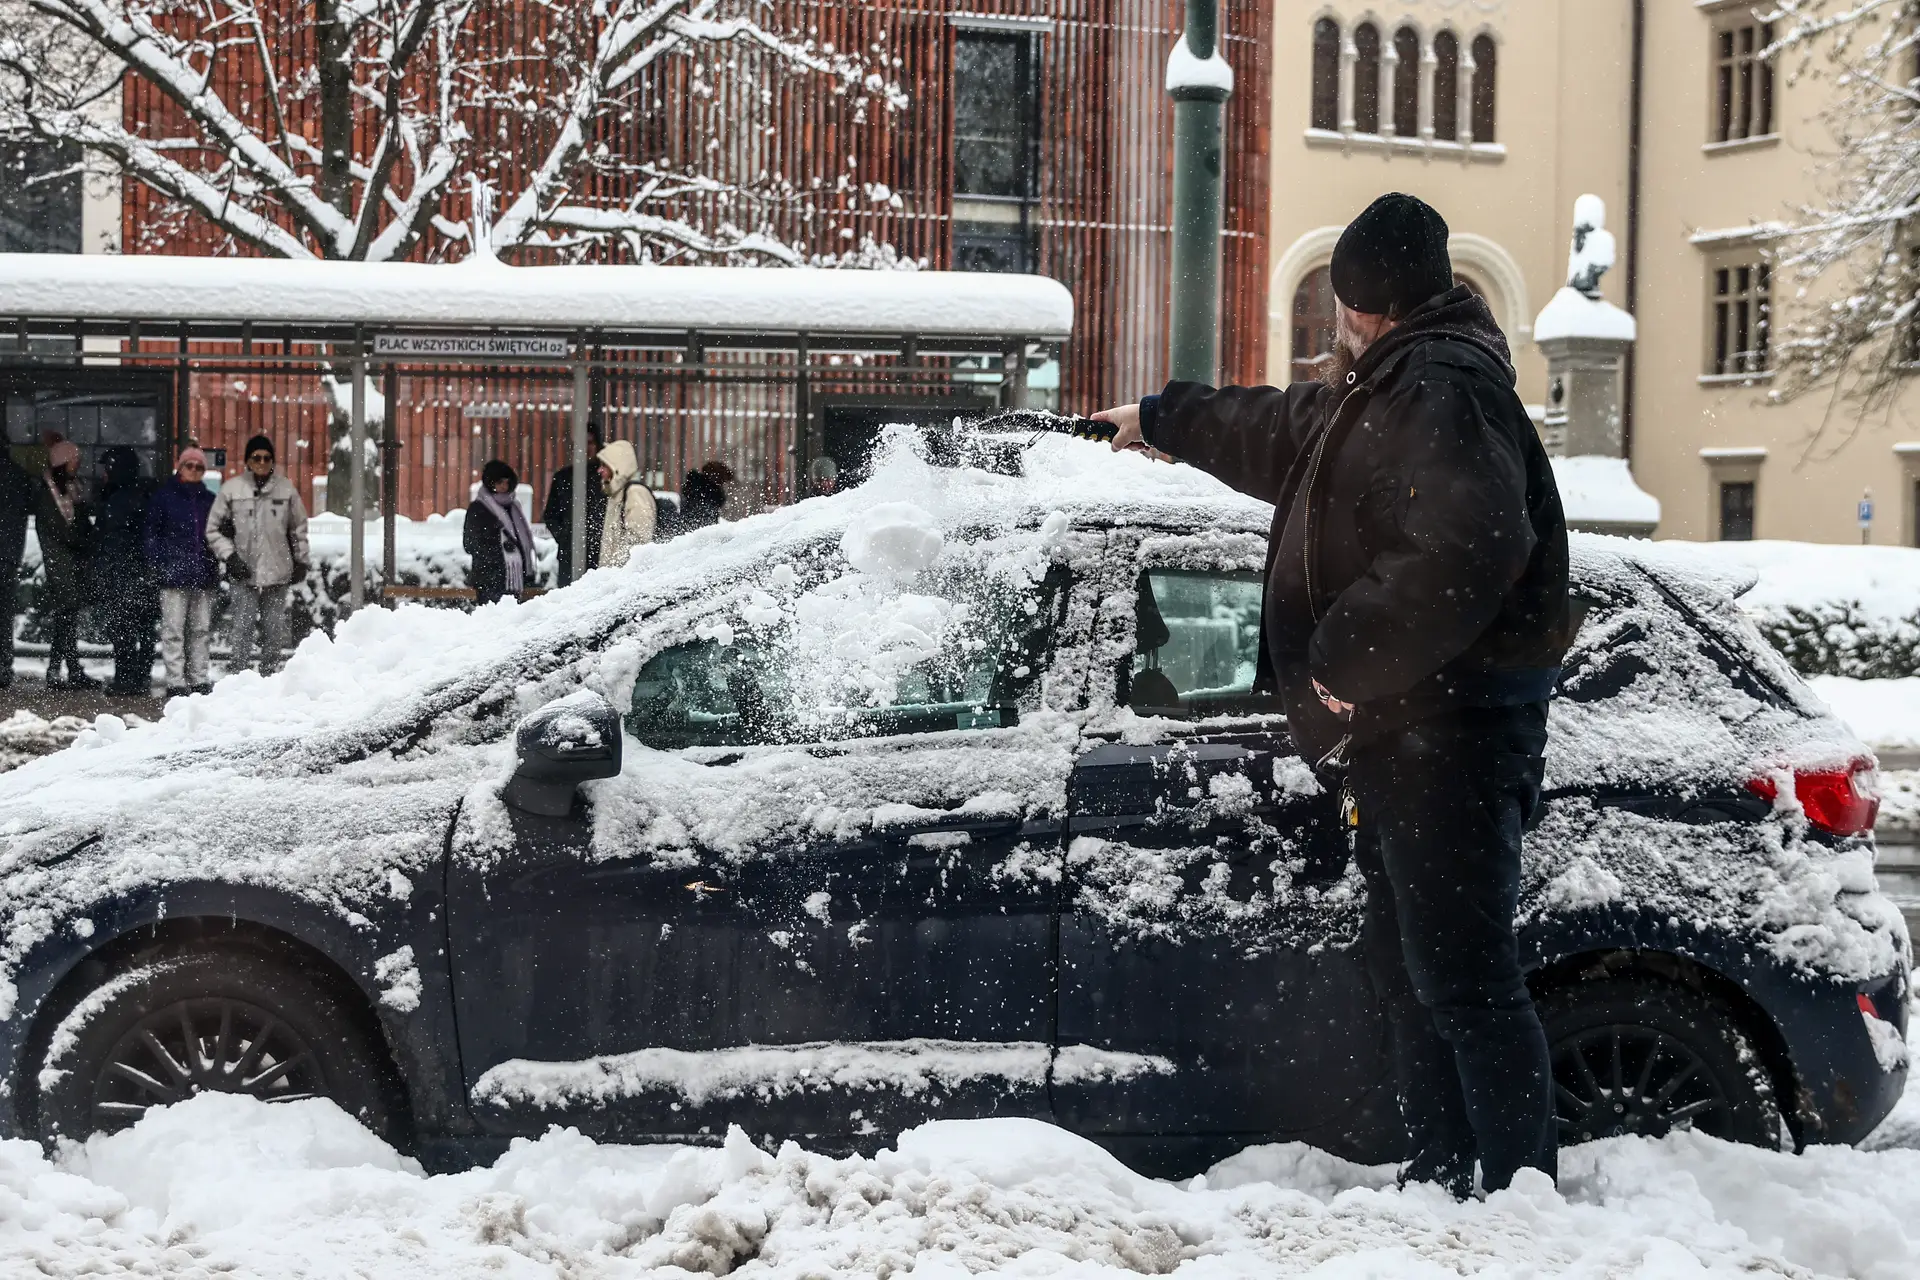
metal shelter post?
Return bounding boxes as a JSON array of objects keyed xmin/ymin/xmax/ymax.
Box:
[
  {"xmin": 570, "ymin": 333, "xmax": 588, "ymax": 584},
  {"xmin": 348, "ymin": 338, "xmax": 367, "ymax": 614},
  {"xmin": 1168, "ymin": 0, "xmax": 1231, "ymax": 386},
  {"xmin": 380, "ymin": 364, "xmax": 400, "ymax": 604}
]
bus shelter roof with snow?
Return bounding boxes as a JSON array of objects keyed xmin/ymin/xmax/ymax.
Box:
[{"xmin": 0, "ymin": 254, "xmax": 1074, "ymax": 604}]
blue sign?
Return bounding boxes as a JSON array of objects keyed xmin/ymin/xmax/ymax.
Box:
[{"xmin": 1859, "ymin": 498, "xmax": 1874, "ymax": 525}]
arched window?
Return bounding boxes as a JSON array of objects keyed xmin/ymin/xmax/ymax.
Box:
[
  {"xmin": 1391, "ymin": 26, "xmax": 1420, "ymax": 138},
  {"xmin": 1291, "ymin": 266, "xmax": 1338, "ymax": 382},
  {"xmin": 1471, "ymin": 34, "xmax": 1497, "ymax": 143},
  {"xmin": 1353, "ymin": 23, "xmax": 1382, "ymax": 135},
  {"xmin": 1432, "ymin": 30, "xmax": 1460, "ymax": 141},
  {"xmin": 1310, "ymin": 18, "xmax": 1341, "ymax": 131}
]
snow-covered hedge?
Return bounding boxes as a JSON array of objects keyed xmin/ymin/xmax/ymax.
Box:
[{"xmin": 1678, "ymin": 542, "xmax": 1920, "ymax": 680}]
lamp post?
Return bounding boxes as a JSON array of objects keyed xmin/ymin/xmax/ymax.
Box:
[{"xmin": 1167, "ymin": 0, "xmax": 1233, "ymax": 386}]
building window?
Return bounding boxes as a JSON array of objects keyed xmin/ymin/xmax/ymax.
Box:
[
  {"xmin": 1291, "ymin": 266, "xmax": 1338, "ymax": 382},
  {"xmin": 1469, "ymin": 35, "xmax": 1497, "ymax": 143},
  {"xmin": 1432, "ymin": 31, "xmax": 1460, "ymax": 141},
  {"xmin": 1311, "ymin": 19, "xmax": 1341, "ymax": 131},
  {"xmin": 953, "ymin": 31, "xmax": 1039, "ymax": 274},
  {"xmin": 1708, "ymin": 258, "xmax": 1771, "ymax": 375},
  {"xmin": 1352, "ymin": 23, "xmax": 1382, "ymax": 136},
  {"xmin": 0, "ymin": 137, "xmax": 82, "ymax": 254},
  {"xmin": 1391, "ymin": 26, "xmax": 1420, "ymax": 138},
  {"xmin": 1713, "ymin": 18, "xmax": 1774, "ymax": 142},
  {"xmin": 1719, "ymin": 481, "xmax": 1756, "ymax": 541}
]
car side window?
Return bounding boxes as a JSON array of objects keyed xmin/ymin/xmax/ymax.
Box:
[
  {"xmin": 1126, "ymin": 569, "xmax": 1273, "ymax": 716},
  {"xmin": 627, "ymin": 560, "xmax": 1069, "ymax": 749}
]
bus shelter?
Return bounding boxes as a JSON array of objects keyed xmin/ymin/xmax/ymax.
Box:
[{"xmin": 0, "ymin": 254, "xmax": 1073, "ymax": 610}]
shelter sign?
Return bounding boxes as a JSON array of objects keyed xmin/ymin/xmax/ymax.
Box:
[{"xmin": 372, "ymin": 333, "xmax": 571, "ymax": 359}]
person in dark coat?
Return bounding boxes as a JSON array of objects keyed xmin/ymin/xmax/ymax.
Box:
[
  {"xmin": 0, "ymin": 451, "xmax": 32, "ymax": 690},
  {"xmin": 465, "ymin": 459, "xmax": 538, "ymax": 606},
  {"xmin": 1096, "ymin": 193, "xmax": 1572, "ymax": 1198},
  {"xmin": 541, "ymin": 424, "xmax": 605, "ymax": 585},
  {"xmin": 145, "ymin": 448, "xmax": 220, "ymax": 697},
  {"xmin": 35, "ymin": 440, "xmax": 99, "ymax": 691},
  {"xmin": 94, "ymin": 446, "xmax": 159, "ymax": 695},
  {"xmin": 678, "ymin": 460, "xmax": 733, "ymax": 531}
]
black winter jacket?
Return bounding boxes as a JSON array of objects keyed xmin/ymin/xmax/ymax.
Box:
[{"xmin": 1142, "ymin": 286, "xmax": 1572, "ymax": 759}]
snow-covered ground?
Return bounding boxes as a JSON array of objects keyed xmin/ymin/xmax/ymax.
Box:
[
  {"xmin": 2, "ymin": 1072, "xmax": 1918, "ymax": 1279},
  {"xmin": 1809, "ymin": 676, "xmax": 1920, "ymax": 754}
]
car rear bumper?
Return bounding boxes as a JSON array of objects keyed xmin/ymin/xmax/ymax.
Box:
[{"xmin": 1772, "ymin": 970, "xmax": 1908, "ymax": 1147}]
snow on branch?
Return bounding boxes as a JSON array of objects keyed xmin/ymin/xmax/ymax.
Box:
[{"xmin": 1, "ymin": 0, "xmax": 906, "ymax": 267}]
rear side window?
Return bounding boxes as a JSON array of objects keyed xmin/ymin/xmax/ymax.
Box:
[{"xmin": 1127, "ymin": 569, "xmax": 1271, "ymax": 715}]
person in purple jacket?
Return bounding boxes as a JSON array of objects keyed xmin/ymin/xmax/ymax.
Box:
[{"xmin": 143, "ymin": 449, "xmax": 220, "ymax": 698}]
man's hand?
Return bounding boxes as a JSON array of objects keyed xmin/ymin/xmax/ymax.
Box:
[
  {"xmin": 1312, "ymin": 677, "xmax": 1354, "ymax": 719},
  {"xmin": 1091, "ymin": 404, "xmax": 1147, "ymax": 454}
]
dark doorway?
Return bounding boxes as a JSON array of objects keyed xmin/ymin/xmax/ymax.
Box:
[{"xmin": 2, "ymin": 368, "xmax": 174, "ymax": 491}]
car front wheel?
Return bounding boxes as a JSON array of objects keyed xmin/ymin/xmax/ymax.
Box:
[
  {"xmin": 1538, "ymin": 976, "xmax": 1785, "ymax": 1150},
  {"xmin": 35, "ymin": 946, "xmax": 398, "ymax": 1145}
]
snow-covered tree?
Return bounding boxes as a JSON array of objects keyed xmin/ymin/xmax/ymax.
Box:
[
  {"xmin": 0, "ymin": 0, "xmax": 906, "ymax": 503},
  {"xmin": 1760, "ymin": 1, "xmax": 1919, "ymax": 432}
]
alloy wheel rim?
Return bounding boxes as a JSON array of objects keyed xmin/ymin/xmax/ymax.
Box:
[
  {"xmin": 1552, "ymin": 1023, "xmax": 1731, "ymax": 1143},
  {"xmin": 90, "ymin": 996, "xmax": 326, "ymax": 1128}
]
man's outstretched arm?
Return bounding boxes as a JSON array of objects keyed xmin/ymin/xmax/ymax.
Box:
[{"xmin": 1094, "ymin": 381, "xmax": 1327, "ymax": 505}]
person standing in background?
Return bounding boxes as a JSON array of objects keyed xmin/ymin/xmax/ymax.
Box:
[
  {"xmin": 677, "ymin": 459, "xmax": 733, "ymax": 531},
  {"xmin": 596, "ymin": 439, "xmax": 656, "ymax": 568},
  {"xmin": 95, "ymin": 446, "xmax": 159, "ymax": 696},
  {"xmin": 206, "ymin": 434, "xmax": 309, "ymax": 676},
  {"xmin": 0, "ymin": 450, "xmax": 31, "ymax": 690},
  {"xmin": 145, "ymin": 449, "xmax": 219, "ymax": 698},
  {"xmin": 466, "ymin": 459, "xmax": 538, "ymax": 605},
  {"xmin": 35, "ymin": 441, "xmax": 97, "ymax": 691},
  {"xmin": 541, "ymin": 424, "xmax": 605, "ymax": 585}
]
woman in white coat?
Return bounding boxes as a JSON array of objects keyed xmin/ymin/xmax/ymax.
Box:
[{"xmin": 596, "ymin": 439, "xmax": 656, "ymax": 569}]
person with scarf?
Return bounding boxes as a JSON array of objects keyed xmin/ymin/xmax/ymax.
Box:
[
  {"xmin": 465, "ymin": 460, "xmax": 538, "ymax": 605},
  {"xmin": 35, "ymin": 440, "xmax": 99, "ymax": 691}
]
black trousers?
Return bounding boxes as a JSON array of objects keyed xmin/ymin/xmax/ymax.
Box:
[{"xmin": 1348, "ymin": 701, "xmax": 1556, "ymax": 1195}]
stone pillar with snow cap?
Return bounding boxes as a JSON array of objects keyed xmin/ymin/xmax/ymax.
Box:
[{"xmin": 1533, "ymin": 195, "xmax": 1660, "ymax": 538}]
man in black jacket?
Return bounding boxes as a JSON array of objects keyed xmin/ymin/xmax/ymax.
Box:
[{"xmin": 1096, "ymin": 193, "xmax": 1572, "ymax": 1197}]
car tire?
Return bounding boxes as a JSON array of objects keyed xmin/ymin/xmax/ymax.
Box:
[
  {"xmin": 1538, "ymin": 976, "xmax": 1785, "ymax": 1150},
  {"xmin": 35, "ymin": 946, "xmax": 397, "ymax": 1145}
]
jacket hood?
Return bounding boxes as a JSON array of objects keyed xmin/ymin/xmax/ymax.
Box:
[
  {"xmin": 600, "ymin": 439, "xmax": 640, "ymax": 490},
  {"xmin": 1354, "ymin": 285, "xmax": 1516, "ymax": 388},
  {"xmin": 101, "ymin": 446, "xmax": 142, "ymax": 487}
]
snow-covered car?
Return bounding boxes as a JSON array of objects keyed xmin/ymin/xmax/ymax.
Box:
[{"xmin": 0, "ymin": 429, "xmax": 1906, "ymax": 1173}]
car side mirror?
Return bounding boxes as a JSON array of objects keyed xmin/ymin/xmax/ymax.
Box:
[{"xmin": 503, "ymin": 691, "xmax": 624, "ymax": 817}]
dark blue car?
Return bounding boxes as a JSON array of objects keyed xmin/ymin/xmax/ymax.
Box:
[{"xmin": 0, "ymin": 433, "xmax": 1905, "ymax": 1174}]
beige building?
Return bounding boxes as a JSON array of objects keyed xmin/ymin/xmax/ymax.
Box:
[{"xmin": 1266, "ymin": 0, "xmax": 1920, "ymax": 545}]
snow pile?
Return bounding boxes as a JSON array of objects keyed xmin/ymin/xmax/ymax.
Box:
[
  {"xmin": 1534, "ymin": 285, "xmax": 1637, "ymax": 342},
  {"xmin": 1165, "ymin": 34, "xmax": 1235, "ymax": 95},
  {"xmin": 3, "ymin": 1091, "xmax": 1920, "ymax": 1277},
  {"xmin": 1553, "ymin": 455, "xmax": 1661, "ymax": 528}
]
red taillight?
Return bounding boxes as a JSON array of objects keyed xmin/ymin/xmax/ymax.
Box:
[{"xmin": 1748, "ymin": 760, "xmax": 1881, "ymax": 837}]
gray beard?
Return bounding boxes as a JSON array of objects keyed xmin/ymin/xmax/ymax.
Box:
[{"xmin": 1318, "ymin": 342, "xmax": 1357, "ymax": 389}]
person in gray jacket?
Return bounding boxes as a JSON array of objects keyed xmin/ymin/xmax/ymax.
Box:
[{"xmin": 205, "ymin": 434, "xmax": 309, "ymax": 675}]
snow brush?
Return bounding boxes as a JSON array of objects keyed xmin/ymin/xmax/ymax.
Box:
[
  {"xmin": 963, "ymin": 409, "xmax": 1121, "ymax": 444},
  {"xmin": 922, "ymin": 410, "xmax": 1119, "ymax": 476}
]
